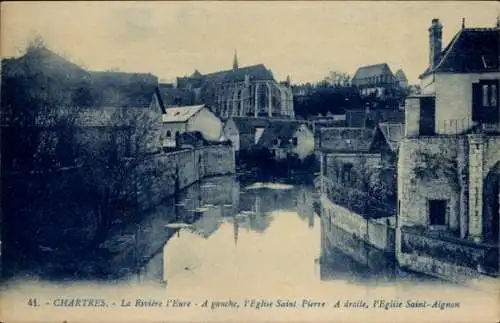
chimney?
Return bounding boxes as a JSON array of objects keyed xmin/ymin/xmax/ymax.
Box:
[{"xmin": 428, "ymin": 18, "xmax": 443, "ymax": 69}]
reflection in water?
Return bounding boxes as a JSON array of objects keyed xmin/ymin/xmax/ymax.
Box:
[
  {"xmin": 4, "ymin": 174, "xmax": 493, "ymax": 323},
  {"xmin": 132, "ymin": 176, "xmax": 461, "ymax": 296}
]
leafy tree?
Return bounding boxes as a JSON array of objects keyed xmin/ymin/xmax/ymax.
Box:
[
  {"xmin": 75, "ymin": 107, "xmax": 162, "ymax": 244},
  {"xmin": 293, "ymin": 71, "xmax": 361, "ymax": 119},
  {"xmin": 323, "ymin": 71, "xmax": 351, "ymax": 87}
]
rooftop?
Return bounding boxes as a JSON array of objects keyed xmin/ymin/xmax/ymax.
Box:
[
  {"xmin": 228, "ymin": 116, "xmax": 271, "ymax": 133},
  {"xmin": 319, "ymin": 127, "xmax": 375, "ymax": 153},
  {"xmin": 352, "ymin": 63, "xmax": 394, "ymax": 81},
  {"xmin": 257, "ymin": 120, "xmax": 309, "ymax": 147},
  {"xmin": 162, "ymin": 105, "xmax": 205, "ymax": 123},
  {"xmin": 421, "ymin": 27, "xmax": 500, "ymax": 77},
  {"xmin": 182, "ymin": 64, "xmax": 274, "ymax": 85}
]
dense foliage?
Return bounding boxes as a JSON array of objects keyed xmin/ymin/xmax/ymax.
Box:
[
  {"xmin": 292, "ymin": 71, "xmax": 410, "ymax": 120},
  {"xmin": 1, "ymin": 42, "xmax": 162, "ymax": 271}
]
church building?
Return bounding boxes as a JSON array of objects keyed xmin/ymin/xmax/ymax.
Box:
[{"xmin": 174, "ymin": 52, "xmax": 294, "ymax": 120}]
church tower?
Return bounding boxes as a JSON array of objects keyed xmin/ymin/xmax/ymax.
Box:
[{"xmin": 232, "ymin": 50, "xmax": 239, "ymax": 71}]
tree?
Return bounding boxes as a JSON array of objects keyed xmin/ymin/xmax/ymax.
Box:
[
  {"xmin": 1, "ymin": 40, "xmax": 163, "ymax": 253},
  {"xmin": 293, "ymin": 71, "xmax": 361, "ymax": 119},
  {"xmin": 75, "ymin": 107, "xmax": 162, "ymax": 244},
  {"xmin": 1, "ymin": 41, "xmax": 96, "ymax": 258},
  {"xmin": 323, "ymin": 71, "xmax": 351, "ymax": 87}
]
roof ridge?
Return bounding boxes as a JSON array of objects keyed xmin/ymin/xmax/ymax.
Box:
[
  {"xmin": 422, "ymin": 26, "xmax": 499, "ymax": 77},
  {"xmin": 463, "ymin": 27, "xmax": 500, "ymax": 31},
  {"xmin": 358, "ymin": 63, "xmax": 389, "ymax": 68},
  {"xmin": 203, "ymin": 63, "xmax": 268, "ymax": 77}
]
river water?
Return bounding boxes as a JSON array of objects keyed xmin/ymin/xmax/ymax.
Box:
[{"xmin": 1, "ymin": 175, "xmax": 496, "ymax": 323}]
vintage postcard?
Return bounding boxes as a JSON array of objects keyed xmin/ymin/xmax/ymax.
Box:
[{"xmin": 1, "ymin": 1, "xmax": 499, "ymax": 322}]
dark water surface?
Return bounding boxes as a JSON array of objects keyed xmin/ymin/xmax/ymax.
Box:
[
  {"xmin": 3, "ymin": 176, "xmax": 495, "ymax": 323},
  {"xmin": 4, "ymin": 175, "xmax": 473, "ymax": 290}
]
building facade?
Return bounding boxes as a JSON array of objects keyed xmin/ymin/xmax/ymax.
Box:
[
  {"xmin": 257, "ymin": 121, "xmax": 315, "ymax": 160},
  {"xmin": 223, "ymin": 117, "xmax": 270, "ymax": 153},
  {"xmin": 351, "ymin": 63, "xmax": 401, "ymax": 97},
  {"xmin": 396, "ymin": 19, "xmax": 500, "ymax": 281},
  {"xmin": 175, "ymin": 53, "xmax": 294, "ymax": 120},
  {"xmin": 162, "ymin": 105, "xmax": 224, "ymax": 147}
]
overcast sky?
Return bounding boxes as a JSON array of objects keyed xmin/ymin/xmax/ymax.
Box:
[{"xmin": 1, "ymin": 1, "xmax": 499, "ymax": 84}]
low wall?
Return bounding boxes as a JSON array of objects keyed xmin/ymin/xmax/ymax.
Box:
[
  {"xmin": 320, "ymin": 194, "xmax": 395, "ymax": 255},
  {"xmin": 138, "ymin": 145, "xmax": 235, "ymax": 210},
  {"xmin": 321, "ymin": 218, "xmax": 395, "ymax": 278},
  {"xmin": 396, "ymin": 226, "xmax": 499, "ymax": 283}
]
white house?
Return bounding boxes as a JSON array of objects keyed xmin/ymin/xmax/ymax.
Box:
[
  {"xmin": 396, "ymin": 19, "xmax": 500, "ymax": 281},
  {"xmin": 162, "ymin": 105, "xmax": 223, "ymax": 147},
  {"xmin": 408, "ymin": 19, "xmax": 500, "ymax": 135}
]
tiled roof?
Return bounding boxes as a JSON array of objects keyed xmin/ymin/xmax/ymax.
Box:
[
  {"xmin": 421, "ymin": 27, "xmax": 500, "ymax": 77},
  {"xmin": 376, "ymin": 123, "xmax": 405, "ymax": 152},
  {"xmin": 162, "ymin": 105, "xmax": 205, "ymax": 123},
  {"xmin": 202, "ymin": 64, "xmax": 274, "ymax": 83},
  {"xmin": 229, "ymin": 117, "xmax": 270, "ymax": 133},
  {"xmin": 352, "ymin": 63, "xmax": 394, "ymax": 81},
  {"xmin": 319, "ymin": 127, "xmax": 375, "ymax": 153},
  {"xmin": 257, "ymin": 120, "xmax": 304, "ymax": 147}
]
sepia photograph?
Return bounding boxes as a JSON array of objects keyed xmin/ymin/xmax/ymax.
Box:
[{"xmin": 0, "ymin": 1, "xmax": 499, "ymax": 322}]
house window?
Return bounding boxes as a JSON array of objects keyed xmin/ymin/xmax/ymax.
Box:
[
  {"xmin": 429, "ymin": 199, "xmax": 447, "ymax": 226},
  {"xmin": 292, "ymin": 137, "xmax": 298, "ymax": 146},
  {"xmin": 482, "ymin": 85, "xmax": 489, "ymax": 107},
  {"xmin": 273, "ymin": 139, "xmax": 278, "ymax": 145},
  {"xmin": 342, "ymin": 163, "xmax": 353, "ymax": 183},
  {"xmin": 482, "ymin": 83, "xmax": 498, "ymax": 107},
  {"xmin": 166, "ymin": 130, "xmax": 172, "ymax": 137},
  {"xmin": 473, "ymin": 80, "xmax": 499, "ymax": 123}
]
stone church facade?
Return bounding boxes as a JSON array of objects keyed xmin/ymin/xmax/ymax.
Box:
[{"xmin": 175, "ymin": 53, "xmax": 294, "ymax": 119}]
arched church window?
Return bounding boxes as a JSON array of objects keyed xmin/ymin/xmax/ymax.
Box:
[{"xmin": 258, "ymin": 85, "xmax": 267, "ymax": 112}]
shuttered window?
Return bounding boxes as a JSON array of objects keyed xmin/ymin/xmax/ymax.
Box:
[{"xmin": 472, "ymin": 79, "xmax": 499, "ymax": 123}]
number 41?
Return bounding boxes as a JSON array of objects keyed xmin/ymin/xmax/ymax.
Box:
[{"xmin": 27, "ymin": 298, "xmax": 39, "ymax": 307}]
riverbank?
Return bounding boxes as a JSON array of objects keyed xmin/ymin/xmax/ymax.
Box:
[
  {"xmin": 1, "ymin": 145, "xmax": 235, "ymax": 281},
  {"xmin": 3, "ymin": 175, "xmax": 237, "ymax": 282}
]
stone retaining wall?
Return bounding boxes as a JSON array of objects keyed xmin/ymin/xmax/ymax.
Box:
[
  {"xmin": 137, "ymin": 145, "xmax": 235, "ymax": 211},
  {"xmin": 321, "ymin": 194, "xmax": 395, "ymax": 255}
]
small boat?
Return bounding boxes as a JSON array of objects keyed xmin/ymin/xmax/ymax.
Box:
[{"xmin": 164, "ymin": 223, "xmax": 192, "ymax": 229}]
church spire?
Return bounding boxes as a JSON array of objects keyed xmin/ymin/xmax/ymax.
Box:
[{"xmin": 232, "ymin": 50, "xmax": 239, "ymax": 71}]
